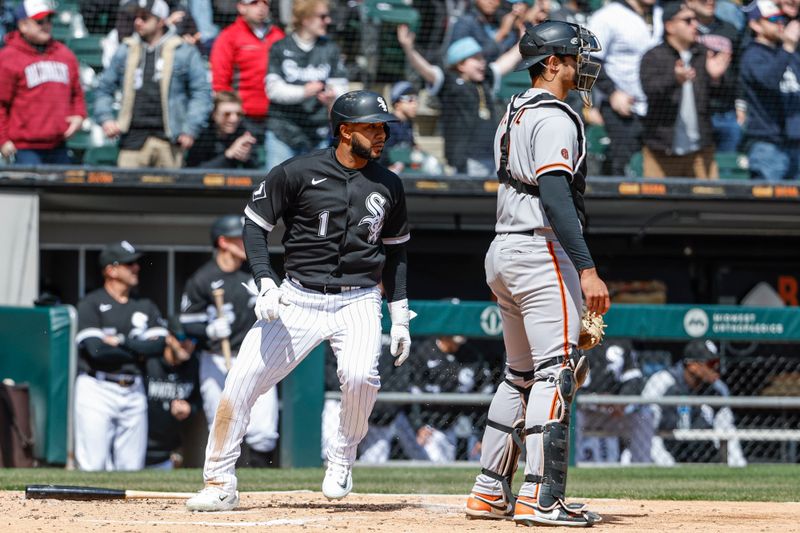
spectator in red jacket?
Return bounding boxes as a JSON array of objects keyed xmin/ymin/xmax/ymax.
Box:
[
  {"xmin": 210, "ymin": 0, "xmax": 285, "ymax": 143},
  {"xmin": 0, "ymin": 0, "xmax": 86, "ymax": 165}
]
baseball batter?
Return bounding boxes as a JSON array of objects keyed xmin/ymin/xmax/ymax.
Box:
[
  {"xmin": 464, "ymin": 21, "xmax": 610, "ymax": 527},
  {"xmin": 74, "ymin": 240, "xmax": 168, "ymax": 471},
  {"xmin": 179, "ymin": 215, "xmax": 279, "ymax": 464},
  {"xmin": 187, "ymin": 90, "xmax": 411, "ymax": 511}
]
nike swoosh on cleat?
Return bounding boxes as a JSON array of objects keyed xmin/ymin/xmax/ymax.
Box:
[{"xmin": 475, "ymin": 496, "xmax": 507, "ymax": 510}]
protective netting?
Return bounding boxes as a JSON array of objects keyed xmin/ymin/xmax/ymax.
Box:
[
  {"xmin": 1, "ymin": 0, "xmax": 769, "ymax": 180},
  {"xmin": 323, "ymin": 336, "xmax": 800, "ymax": 465}
]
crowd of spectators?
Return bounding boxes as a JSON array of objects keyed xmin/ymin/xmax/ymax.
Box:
[{"xmin": 1, "ymin": 0, "xmax": 799, "ymax": 179}]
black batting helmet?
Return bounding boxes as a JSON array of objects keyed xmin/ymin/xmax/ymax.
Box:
[
  {"xmin": 516, "ymin": 21, "xmax": 602, "ymax": 98},
  {"xmin": 330, "ymin": 90, "xmax": 397, "ymax": 139},
  {"xmin": 210, "ymin": 215, "xmax": 244, "ymax": 247}
]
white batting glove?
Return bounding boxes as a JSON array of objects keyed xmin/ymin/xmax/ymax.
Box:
[
  {"xmin": 389, "ymin": 299, "xmax": 411, "ymax": 367},
  {"xmin": 205, "ymin": 316, "xmax": 232, "ymax": 340},
  {"xmin": 255, "ymin": 278, "xmax": 290, "ymax": 322}
]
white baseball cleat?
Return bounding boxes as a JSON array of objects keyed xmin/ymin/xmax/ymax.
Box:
[
  {"xmin": 322, "ymin": 462, "xmax": 352, "ymax": 500},
  {"xmin": 186, "ymin": 486, "xmax": 240, "ymax": 512}
]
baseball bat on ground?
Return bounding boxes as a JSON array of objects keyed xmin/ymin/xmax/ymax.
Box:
[
  {"xmin": 25, "ymin": 484, "xmax": 195, "ymax": 500},
  {"xmin": 211, "ymin": 287, "xmax": 233, "ymax": 370}
]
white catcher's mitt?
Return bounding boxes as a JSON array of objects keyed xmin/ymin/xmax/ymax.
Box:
[{"xmin": 578, "ymin": 309, "xmax": 607, "ymax": 350}]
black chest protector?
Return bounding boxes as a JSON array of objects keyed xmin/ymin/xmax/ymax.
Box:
[{"xmin": 497, "ymin": 92, "xmax": 588, "ymax": 227}]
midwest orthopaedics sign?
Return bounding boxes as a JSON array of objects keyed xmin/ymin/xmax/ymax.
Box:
[
  {"xmin": 709, "ymin": 312, "xmax": 784, "ymax": 335},
  {"xmin": 681, "ymin": 307, "xmax": 792, "ymax": 339}
]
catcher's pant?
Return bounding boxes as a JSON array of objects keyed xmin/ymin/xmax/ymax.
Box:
[
  {"xmin": 202, "ymin": 280, "xmax": 383, "ymax": 493},
  {"xmin": 472, "ymin": 232, "xmax": 582, "ymax": 498},
  {"xmin": 199, "ymin": 352, "xmax": 279, "ymax": 453},
  {"xmin": 73, "ymin": 373, "xmax": 147, "ymax": 471}
]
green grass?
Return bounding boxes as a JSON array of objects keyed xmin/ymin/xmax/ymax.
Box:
[{"xmin": 1, "ymin": 465, "xmax": 798, "ymax": 502}]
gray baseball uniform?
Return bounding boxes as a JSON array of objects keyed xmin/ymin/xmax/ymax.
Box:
[{"xmin": 471, "ymin": 88, "xmax": 588, "ymax": 500}]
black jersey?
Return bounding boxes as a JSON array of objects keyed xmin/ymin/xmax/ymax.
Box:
[
  {"xmin": 438, "ymin": 69, "xmax": 499, "ymax": 171},
  {"xmin": 75, "ymin": 288, "xmax": 167, "ymax": 375},
  {"xmin": 179, "ymin": 258, "xmax": 256, "ymax": 352},
  {"xmin": 267, "ymin": 35, "xmax": 347, "ymax": 148},
  {"xmin": 245, "ymin": 147, "xmax": 410, "ymax": 288},
  {"xmin": 144, "ymin": 355, "xmax": 202, "ymax": 466}
]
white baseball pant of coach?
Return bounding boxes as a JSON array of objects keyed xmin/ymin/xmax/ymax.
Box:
[
  {"xmin": 201, "ymin": 280, "xmax": 383, "ymax": 493},
  {"xmin": 199, "ymin": 352, "xmax": 279, "ymax": 453},
  {"xmin": 73, "ymin": 374, "xmax": 148, "ymax": 471}
]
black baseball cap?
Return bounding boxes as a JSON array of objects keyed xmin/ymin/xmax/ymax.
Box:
[
  {"xmin": 683, "ymin": 339, "xmax": 719, "ymax": 362},
  {"xmin": 99, "ymin": 240, "xmax": 143, "ymax": 267},
  {"xmin": 661, "ymin": 1, "xmax": 687, "ymax": 24}
]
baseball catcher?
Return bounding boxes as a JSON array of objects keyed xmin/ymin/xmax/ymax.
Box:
[{"xmin": 465, "ymin": 20, "xmax": 610, "ymax": 527}]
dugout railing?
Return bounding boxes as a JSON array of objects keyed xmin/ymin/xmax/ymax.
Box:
[{"xmin": 287, "ymin": 301, "xmax": 800, "ymax": 467}]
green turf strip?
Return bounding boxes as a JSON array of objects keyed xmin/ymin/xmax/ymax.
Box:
[{"xmin": 1, "ymin": 465, "xmax": 798, "ymax": 502}]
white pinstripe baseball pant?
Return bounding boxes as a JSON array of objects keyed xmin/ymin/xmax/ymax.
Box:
[{"xmin": 201, "ymin": 279, "xmax": 384, "ymax": 493}]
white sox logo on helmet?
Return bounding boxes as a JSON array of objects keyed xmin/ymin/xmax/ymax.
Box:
[
  {"xmin": 377, "ymin": 96, "xmax": 389, "ymax": 113},
  {"xmin": 359, "ymin": 193, "xmax": 387, "ymax": 244}
]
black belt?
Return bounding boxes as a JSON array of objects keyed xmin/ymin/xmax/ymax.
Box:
[
  {"xmin": 501, "ymin": 229, "xmax": 554, "ymax": 237},
  {"xmin": 291, "ymin": 278, "xmax": 361, "ymax": 295},
  {"xmin": 87, "ymin": 370, "xmax": 139, "ymax": 387}
]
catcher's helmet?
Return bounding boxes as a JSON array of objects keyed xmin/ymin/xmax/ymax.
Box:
[
  {"xmin": 330, "ymin": 90, "xmax": 397, "ymax": 139},
  {"xmin": 516, "ymin": 20, "xmax": 602, "ymax": 98},
  {"xmin": 210, "ymin": 214, "xmax": 244, "ymax": 247}
]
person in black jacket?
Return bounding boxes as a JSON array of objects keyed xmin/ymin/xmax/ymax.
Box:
[
  {"xmin": 185, "ymin": 91, "xmax": 258, "ymax": 168},
  {"xmin": 640, "ymin": 1, "xmax": 732, "ymax": 178}
]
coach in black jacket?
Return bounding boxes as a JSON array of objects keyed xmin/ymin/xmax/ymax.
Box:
[{"xmin": 640, "ymin": 1, "xmax": 731, "ymax": 178}]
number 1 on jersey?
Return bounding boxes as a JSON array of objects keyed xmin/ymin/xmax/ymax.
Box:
[{"xmin": 317, "ymin": 211, "xmax": 330, "ymax": 237}]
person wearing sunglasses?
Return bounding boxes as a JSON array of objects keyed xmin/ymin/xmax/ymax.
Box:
[
  {"xmin": 186, "ymin": 91, "xmax": 258, "ymax": 168},
  {"xmin": 740, "ymin": 0, "xmax": 800, "ymax": 181},
  {"xmin": 0, "ymin": 0, "xmax": 85, "ymax": 166},
  {"xmin": 639, "ymin": 1, "xmax": 732, "ymax": 178},
  {"xmin": 74, "ymin": 240, "xmax": 169, "ymax": 471}
]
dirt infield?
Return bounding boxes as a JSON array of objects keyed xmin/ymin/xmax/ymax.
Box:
[{"xmin": 3, "ymin": 491, "xmax": 800, "ymax": 532}]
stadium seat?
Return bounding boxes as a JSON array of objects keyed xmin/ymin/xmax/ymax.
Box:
[
  {"xmin": 67, "ymin": 35, "xmax": 104, "ymax": 70},
  {"xmin": 586, "ymin": 125, "xmax": 609, "ymax": 156},
  {"xmin": 362, "ymin": 0, "xmax": 420, "ymax": 82},
  {"xmin": 627, "ymin": 151, "xmax": 643, "ymax": 178},
  {"xmin": 66, "ymin": 129, "xmax": 91, "ymax": 151},
  {"xmin": 52, "ymin": 9, "xmax": 88, "ymax": 42},
  {"xmin": 715, "ymin": 152, "xmax": 749, "ymax": 180},
  {"xmin": 254, "ymin": 145, "xmax": 266, "ymax": 169},
  {"xmin": 83, "ymin": 145, "xmax": 119, "ymax": 166},
  {"xmin": 364, "ymin": 0, "xmax": 420, "ymax": 30},
  {"xmin": 497, "ymin": 70, "xmax": 530, "ymax": 103},
  {"xmin": 626, "ymin": 150, "xmax": 749, "ymax": 179}
]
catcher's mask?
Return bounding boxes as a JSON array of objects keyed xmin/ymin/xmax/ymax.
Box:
[{"xmin": 516, "ymin": 20, "xmax": 602, "ymax": 107}]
